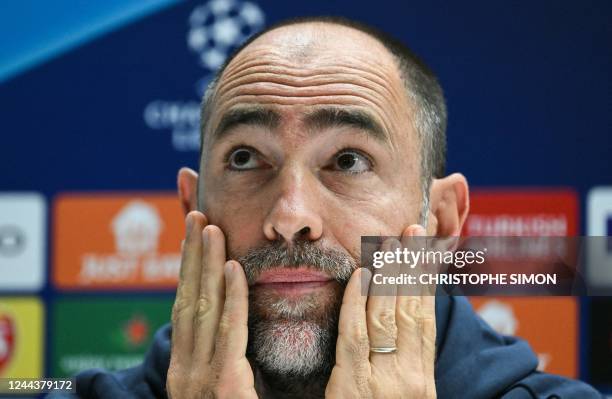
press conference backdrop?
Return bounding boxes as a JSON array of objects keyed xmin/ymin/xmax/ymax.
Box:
[{"xmin": 0, "ymin": 0, "xmax": 611, "ymax": 395}]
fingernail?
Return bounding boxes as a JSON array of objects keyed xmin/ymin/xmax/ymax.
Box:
[
  {"xmin": 413, "ymin": 225, "xmax": 426, "ymax": 236},
  {"xmin": 224, "ymin": 261, "xmax": 234, "ymax": 281}
]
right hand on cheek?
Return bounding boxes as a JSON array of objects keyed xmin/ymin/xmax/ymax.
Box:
[{"xmin": 166, "ymin": 211, "xmax": 257, "ymax": 399}]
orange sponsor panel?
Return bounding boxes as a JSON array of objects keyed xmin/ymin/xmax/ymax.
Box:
[
  {"xmin": 53, "ymin": 193, "xmax": 184, "ymax": 289},
  {"xmin": 470, "ymin": 297, "xmax": 578, "ymax": 378}
]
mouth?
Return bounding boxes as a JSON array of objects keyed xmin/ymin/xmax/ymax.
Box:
[{"xmin": 253, "ymin": 267, "xmax": 334, "ymax": 296}]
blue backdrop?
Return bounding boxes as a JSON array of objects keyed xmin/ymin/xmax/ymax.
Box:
[{"xmin": 0, "ymin": 0, "xmax": 610, "ymax": 394}]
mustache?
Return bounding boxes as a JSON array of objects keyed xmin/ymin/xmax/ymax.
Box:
[{"xmin": 237, "ymin": 240, "xmax": 357, "ymax": 286}]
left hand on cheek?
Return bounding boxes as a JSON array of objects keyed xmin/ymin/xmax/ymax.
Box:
[{"xmin": 325, "ymin": 224, "xmax": 437, "ymax": 399}]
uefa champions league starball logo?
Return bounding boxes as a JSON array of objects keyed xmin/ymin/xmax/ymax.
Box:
[
  {"xmin": 187, "ymin": 0, "xmax": 265, "ymax": 71},
  {"xmin": 144, "ymin": 0, "xmax": 266, "ymax": 151}
]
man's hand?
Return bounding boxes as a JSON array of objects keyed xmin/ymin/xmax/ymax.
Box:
[
  {"xmin": 166, "ymin": 211, "xmax": 257, "ymax": 399},
  {"xmin": 326, "ymin": 225, "xmax": 437, "ymax": 399}
]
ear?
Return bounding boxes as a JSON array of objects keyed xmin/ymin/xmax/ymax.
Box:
[
  {"xmin": 177, "ymin": 167, "xmax": 199, "ymax": 215},
  {"xmin": 427, "ymin": 173, "xmax": 469, "ymax": 237}
]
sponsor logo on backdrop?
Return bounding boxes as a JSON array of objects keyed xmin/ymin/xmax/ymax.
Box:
[
  {"xmin": 143, "ymin": 0, "xmax": 265, "ymax": 151},
  {"xmin": 53, "ymin": 194, "xmax": 184, "ymax": 289},
  {"xmin": 123, "ymin": 315, "xmax": 150, "ymax": 348},
  {"xmin": 477, "ymin": 300, "xmax": 518, "ymax": 335},
  {"xmin": 0, "ymin": 298, "xmax": 43, "ymax": 378},
  {"xmin": 79, "ymin": 200, "xmax": 175, "ymax": 284},
  {"xmin": 111, "ymin": 201, "xmax": 163, "ymax": 257},
  {"xmin": 188, "ymin": 0, "xmax": 265, "ymax": 72},
  {"xmin": 0, "ymin": 193, "xmax": 45, "ymax": 291},
  {"xmin": 53, "ymin": 299, "xmax": 172, "ymax": 376},
  {"xmin": 587, "ymin": 187, "xmax": 612, "ymax": 289},
  {"xmin": 463, "ymin": 190, "xmax": 578, "ymax": 266},
  {"xmin": 472, "ymin": 297, "xmax": 577, "ymax": 377},
  {"xmin": 476, "ymin": 300, "xmax": 551, "ymax": 371},
  {"xmin": 0, "ymin": 225, "xmax": 26, "ymax": 257},
  {"xmin": 0, "ymin": 314, "xmax": 15, "ymax": 374},
  {"xmin": 464, "ymin": 190, "xmax": 578, "ymax": 236}
]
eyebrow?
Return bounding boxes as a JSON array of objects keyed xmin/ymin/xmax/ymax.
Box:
[
  {"xmin": 211, "ymin": 105, "xmax": 389, "ymax": 145},
  {"xmin": 212, "ymin": 106, "xmax": 280, "ymax": 140},
  {"xmin": 303, "ymin": 107, "xmax": 389, "ymax": 144}
]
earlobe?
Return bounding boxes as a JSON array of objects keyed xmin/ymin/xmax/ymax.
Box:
[
  {"xmin": 177, "ymin": 167, "xmax": 199, "ymax": 215},
  {"xmin": 428, "ymin": 173, "xmax": 469, "ymax": 237}
]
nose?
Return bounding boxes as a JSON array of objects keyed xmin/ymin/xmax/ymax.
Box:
[{"xmin": 262, "ymin": 171, "xmax": 323, "ymax": 244}]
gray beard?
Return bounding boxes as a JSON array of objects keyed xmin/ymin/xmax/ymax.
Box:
[
  {"xmin": 250, "ymin": 319, "xmax": 333, "ymax": 377},
  {"xmin": 247, "ymin": 302, "xmax": 339, "ymax": 398},
  {"xmin": 235, "ymin": 239, "xmax": 356, "ymax": 397}
]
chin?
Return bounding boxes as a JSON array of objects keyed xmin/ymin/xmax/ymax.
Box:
[
  {"xmin": 250, "ymin": 319, "xmax": 332, "ymax": 377},
  {"xmin": 247, "ymin": 283, "xmax": 342, "ymax": 378}
]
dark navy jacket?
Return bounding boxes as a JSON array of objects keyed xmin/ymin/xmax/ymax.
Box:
[{"xmin": 49, "ymin": 296, "xmax": 602, "ymax": 398}]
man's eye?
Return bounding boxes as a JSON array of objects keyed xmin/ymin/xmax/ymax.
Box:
[
  {"xmin": 227, "ymin": 147, "xmax": 264, "ymax": 171},
  {"xmin": 332, "ymin": 150, "xmax": 372, "ymax": 174}
]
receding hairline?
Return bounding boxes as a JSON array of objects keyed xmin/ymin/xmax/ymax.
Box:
[{"xmin": 221, "ymin": 20, "xmax": 397, "ymax": 69}]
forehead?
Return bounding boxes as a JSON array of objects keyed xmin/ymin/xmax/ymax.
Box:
[
  {"xmin": 207, "ymin": 22, "xmax": 414, "ymax": 149},
  {"xmin": 229, "ymin": 22, "xmax": 396, "ymax": 67}
]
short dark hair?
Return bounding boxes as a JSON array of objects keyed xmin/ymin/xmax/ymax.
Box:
[{"xmin": 199, "ymin": 16, "xmax": 447, "ymax": 221}]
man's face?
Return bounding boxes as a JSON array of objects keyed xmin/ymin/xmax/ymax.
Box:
[{"xmin": 199, "ymin": 23, "xmax": 423, "ymax": 377}]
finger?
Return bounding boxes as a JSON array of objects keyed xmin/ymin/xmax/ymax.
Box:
[
  {"xmin": 419, "ymin": 228, "xmax": 437, "ymax": 366},
  {"xmin": 399, "ymin": 224, "xmax": 425, "ymax": 248},
  {"xmin": 367, "ymin": 238, "xmax": 400, "ymax": 360},
  {"xmin": 397, "ymin": 225, "xmax": 426, "ymax": 360},
  {"xmin": 398, "ymin": 224, "xmax": 438, "ymax": 296},
  {"xmin": 419, "ymin": 276, "xmax": 437, "ymax": 399},
  {"xmin": 410, "ymin": 224, "xmax": 436, "ymax": 368},
  {"xmin": 193, "ymin": 225, "xmax": 227, "ymax": 364},
  {"xmin": 422, "ymin": 306, "xmax": 437, "ymax": 398},
  {"xmin": 171, "ymin": 211, "xmax": 207, "ymax": 363},
  {"xmin": 335, "ymin": 268, "xmax": 372, "ymax": 372},
  {"xmin": 212, "ymin": 260, "xmax": 250, "ymax": 367},
  {"xmin": 396, "ymin": 224, "xmax": 438, "ymax": 393},
  {"xmin": 398, "ymin": 225, "xmax": 425, "ymax": 297}
]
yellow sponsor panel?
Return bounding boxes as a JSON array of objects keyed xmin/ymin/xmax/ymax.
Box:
[{"xmin": 0, "ymin": 297, "xmax": 43, "ymax": 378}]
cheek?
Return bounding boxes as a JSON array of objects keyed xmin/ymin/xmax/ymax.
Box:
[
  {"xmin": 204, "ymin": 191, "xmax": 267, "ymax": 257},
  {"xmin": 328, "ymin": 193, "xmax": 416, "ymax": 255}
]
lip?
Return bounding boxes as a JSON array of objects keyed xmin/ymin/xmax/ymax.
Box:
[{"xmin": 253, "ymin": 267, "xmax": 334, "ymax": 296}]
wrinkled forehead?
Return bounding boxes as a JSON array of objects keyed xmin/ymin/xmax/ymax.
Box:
[{"xmin": 206, "ymin": 22, "xmax": 412, "ymax": 149}]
